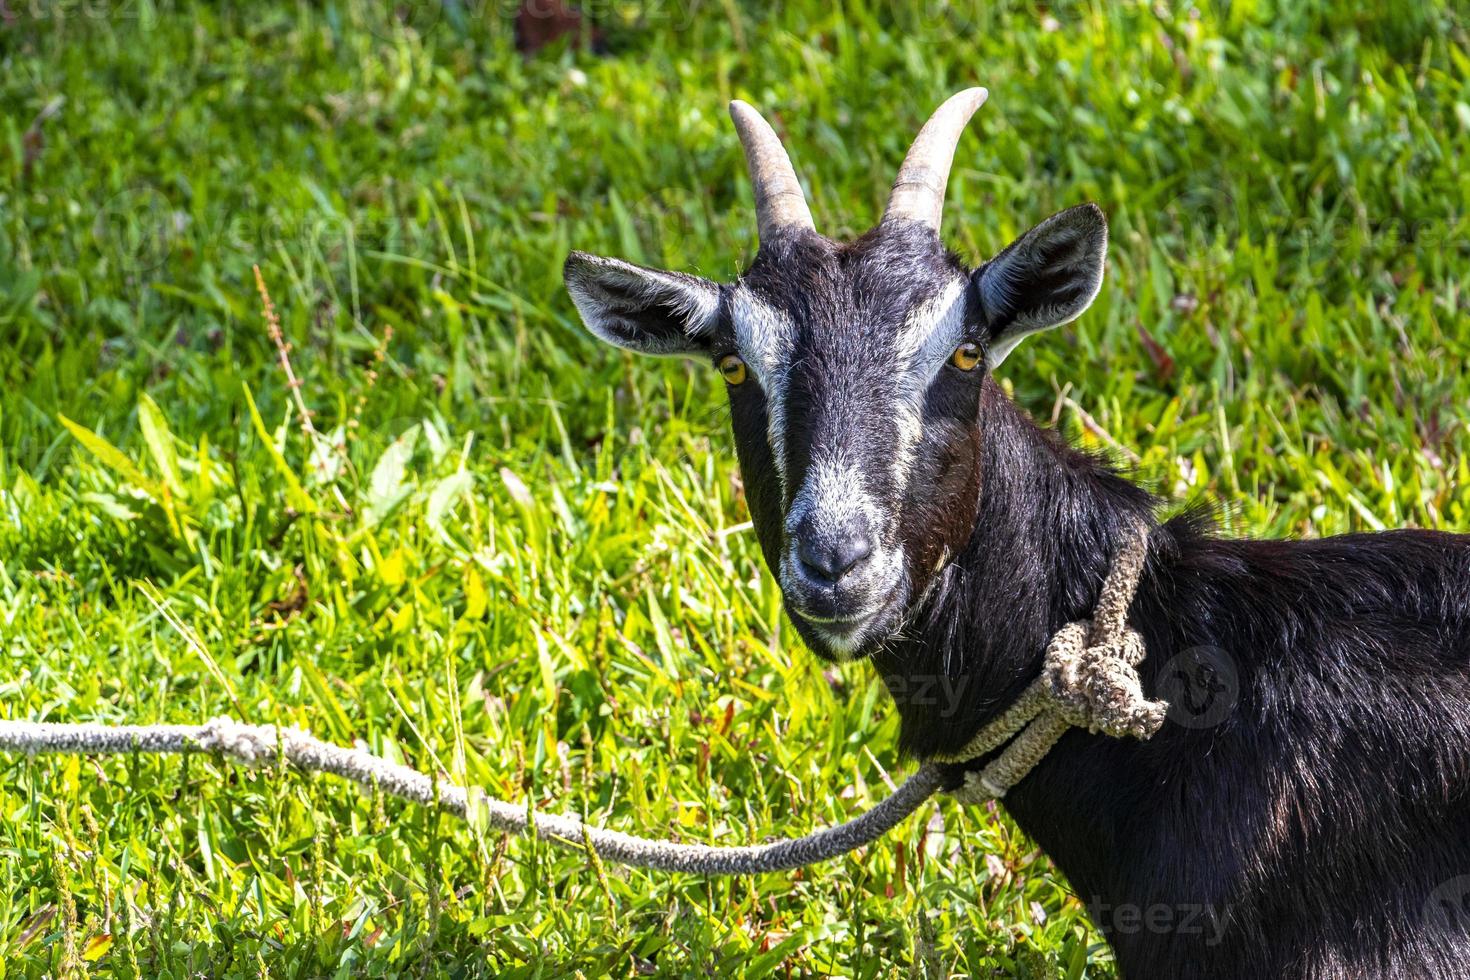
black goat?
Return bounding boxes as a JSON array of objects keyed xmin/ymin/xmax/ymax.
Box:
[{"xmin": 563, "ymin": 89, "xmax": 1470, "ymax": 978}]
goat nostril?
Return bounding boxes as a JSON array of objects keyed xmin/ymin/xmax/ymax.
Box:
[
  {"xmin": 797, "ymin": 529, "xmax": 875, "ymax": 583},
  {"xmin": 835, "ymin": 532, "xmax": 873, "ymax": 575}
]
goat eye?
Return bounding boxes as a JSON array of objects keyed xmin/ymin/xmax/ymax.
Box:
[
  {"xmin": 718, "ymin": 354, "xmax": 748, "ymax": 385},
  {"xmin": 951, "ymin": 342, "xmax": 982, "ymax": 371}
]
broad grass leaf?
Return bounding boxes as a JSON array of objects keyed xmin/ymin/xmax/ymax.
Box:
[
  {"xmin": 535, "ymin": 628, "xmax": 558, "ymax": 707},
  {"xmin": 743, "ymin": 929, "xmax": 811, "ymax": 978},
  {"xmin": 138, "ymin": 392, "xmax": 186, "ymax": 496},
  {"xmin": 378, "ymin": 548, "xmax": 407, "ymax": 585},
  {"xmin": 58, "ymin": 413, "xmax": 162, "ymax": 501},
  {"xmin": 427, "ymin": 470, "xmax": 474, "ymax": 535},
  {"xmin": 240, "ymin": 383, "xmax": 317, "ymax": 514},
  {"xmin": 646, "ymin": 593, "xmax": 679, "ymax": 680},
  {"xmin": 297, "ymin": 658, "xmax": 353, "ymax": 745},
  {"xmin": 78, "ymin": 491, "xmax": 139, "ymax": 521},
  {"xmin": 463, "ymin": 562, "xmax": 488, "ymax": 620},
  {"xmin": 366, "ymin": 427, "xmax": 420, "ymax": 522},
  {"xmin": 12, "ymin": 907, "xmax": 55, "ymax": 949}
]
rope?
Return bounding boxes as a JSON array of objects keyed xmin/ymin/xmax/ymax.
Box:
[
  {"xmin": 0, "ymin": 522, "xmax": 1162, "ymax": 874},
  {"xmin": 0, "ymin": 717, "xmax": 944, "ymax": 874},
  {"xmin": 932, "ymin": 519, "xmax": 1166, "ymax": 802}
]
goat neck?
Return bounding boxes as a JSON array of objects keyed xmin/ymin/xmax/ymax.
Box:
[{"xmin": 872, "ymin": 378, "xmax": 1158, "ymax": 760}]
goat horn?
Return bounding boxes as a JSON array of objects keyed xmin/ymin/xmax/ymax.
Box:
[
  {"xmin": 882, "ymin": 87, "xmax": 989, "ymax": 232},
  {"xmin": 729, "ymin": 100, "xmax": 816, "ymax": 242}
]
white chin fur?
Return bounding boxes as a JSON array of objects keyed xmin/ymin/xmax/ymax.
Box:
[{"xmin": 811, "ymin": 624, "xmax": 870, "ymax": 662}]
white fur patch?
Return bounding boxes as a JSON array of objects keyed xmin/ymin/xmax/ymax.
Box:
[
  {"xmin": 889, "ymin": 276, "xmax": 969, "ymax": 492},
  {"xmin": 728, "ymin": 285, "xmax": 797, "ymax": 486},
  {"xmin": 784, "ymin": 452, "xmax": 876, "ymax": 544}
]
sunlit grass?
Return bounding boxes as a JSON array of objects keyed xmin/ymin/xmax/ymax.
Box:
[{"xmin": 1, "ymin": 0, "xmax": 1467, "ymax": 975}]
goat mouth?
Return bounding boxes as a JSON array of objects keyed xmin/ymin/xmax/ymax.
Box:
[
  {"xmin": 792, "ymin": 609, "xmax": 874, "ymax": 625},
  {"xmin": 788, "ymin": 587, "xmax": 906, "ymax": 660},
  {"xmin": 787, "ymin": 588, "xmax": 896, "ymax": 627}
]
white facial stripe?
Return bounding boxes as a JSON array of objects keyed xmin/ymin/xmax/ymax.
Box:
[
  {"xmin": 785, "ymin": 452, "xmax": 874, "ymax": 540},
  {"xmin": 729, "ymin": 286, "xmax": 796, "ymax": 486},
  {"xmin": 890, "ymin": 276, "xmax": 969, "ymax": 491}
]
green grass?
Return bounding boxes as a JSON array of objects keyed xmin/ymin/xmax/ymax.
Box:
[{"xmin": 2, "ymin": 0, "xmax": 1469, "ymax": 975}]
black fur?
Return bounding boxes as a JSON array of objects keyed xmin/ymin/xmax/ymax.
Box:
[{"xmin": 888, "ymin": 386, "xmax": 1470, "ymax": 978}]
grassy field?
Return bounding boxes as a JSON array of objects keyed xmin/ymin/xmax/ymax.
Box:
[{"xmin": 3, "ymin": 0, "xmax": 1469, "ymax": 975}]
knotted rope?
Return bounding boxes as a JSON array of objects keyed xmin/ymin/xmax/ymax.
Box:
[
  {"xmin": 931, "ymin": 520, "xmax": 1167, "ymax": 801},
  {"xmin": 0, "ymin": 523, "xmax": 1162, "ymax": 874}
]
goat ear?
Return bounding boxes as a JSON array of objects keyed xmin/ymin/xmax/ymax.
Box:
[
  {"xmin": 564, "ymin": 251, "xmax": 721, "ymax": 357},
  {"xmin": 972, "ymin": 203, "xmax": 1108, "ymax": 367}
]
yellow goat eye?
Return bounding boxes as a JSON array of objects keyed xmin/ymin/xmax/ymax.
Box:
[
  {"xmin": 951, "ymin": 342, "xmax": 983, "ymax": 371},
  {"xmin": 718, "ymin": 354, "xmax": 748, "ymax": 385}
]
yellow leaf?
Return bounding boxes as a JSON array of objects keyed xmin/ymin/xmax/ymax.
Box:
[
  {"xmin": 463, "ymin": 563, "xmax": 487, "ymax": 620},
  {"xmin": 195, "ymin": 432, "xmax": 214, "ymax": 498},
  {"xmin": 390, "ymin": 603, "xmax": 414, "ymax": 634},
  {"xmin": 379, "ymin": 549, "xmax": 407, "ymax": 586},
  {"xmin": 138, "ymin": 392, "xmax": 185, "ymax": 496},
  {"xmin": 82, "ymin": 933, "xmax": 113, "ymax": 962}
]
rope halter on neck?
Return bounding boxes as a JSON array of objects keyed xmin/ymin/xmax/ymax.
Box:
[{"xmin": 932, "ymin": 519, "xmax": 1166, "ymax": 802}]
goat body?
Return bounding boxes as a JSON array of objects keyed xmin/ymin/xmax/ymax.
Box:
[{"xmin": 889, "ymin": 385, "xmax": 1470, "ymax": 978}]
